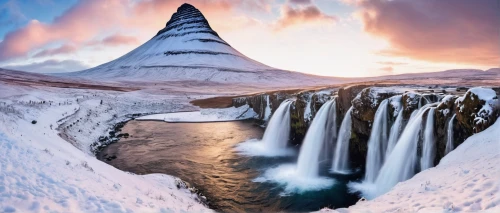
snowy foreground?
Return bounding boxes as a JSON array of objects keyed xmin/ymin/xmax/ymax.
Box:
[
  {"xmin": 0, "ymin": 85, "xmax": 213, "ymax": 212},
  {"xmin": 324, "ymin": 119, "xmax": 500, "ymax": 213}
]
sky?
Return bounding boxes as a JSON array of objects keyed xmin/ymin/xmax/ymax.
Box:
[{"xmin": 0, "ymin": 0, "xmax": 498, "ymax": 77}]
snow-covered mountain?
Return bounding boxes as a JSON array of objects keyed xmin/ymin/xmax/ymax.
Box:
[{"xmin": 63, "ymin": 4, "xmax": 338, "ymax": 86}]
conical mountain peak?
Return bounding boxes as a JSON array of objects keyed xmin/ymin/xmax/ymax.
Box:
[{"xmin": 155, "ymin": 3, "xmax": 216, "ymax": 38}]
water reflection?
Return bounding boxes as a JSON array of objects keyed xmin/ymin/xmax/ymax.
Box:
[{"xmin": 97, "ymin": 120, "xmax": 360, "ymax": 212}]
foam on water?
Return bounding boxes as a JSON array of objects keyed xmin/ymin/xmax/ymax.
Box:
[
  {"xmin": 235, "ymin": 139, "xmax": 296, "ymax": 157},
  {"xmin": 254, "ymin": 164, "xmax": 335, "ymax": 194},
  {"xmin": 235, "ymin": 100, "xmax": 294, "ymax": 157}
]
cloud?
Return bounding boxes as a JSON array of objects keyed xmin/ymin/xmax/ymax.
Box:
[
  {"xmin": 3, "ymin": 59, "xmax": 90, "ymax": 73},
  {"xmin": 275, "ymin": 4, "xmax": 337, "ymax": 30},
  {"xmin": 288, "ymin": 0, "xmax": 312, "ymax": 5},
  {"xmin": 0, "ymin": 0, "xmax": 128, "ymax": 61},
  {"xmin": 0, "ymin": 0, "xmax": 272, "ymax": 62},
  {"xmin": 378, "ymin": 66, "xmax": 393, "ymax": 73},
  {"xmin": 88, "ymin": 34, "xmax": 140, "ymax": 47},
  {"xmin": 377, "ymin": 61, "xmax": 407, "ymax": 66},
  {"xmin": 354, "ymin": 0, "xmax": 500, "ymax": 66},
  {"xmin": 33, "ymin": 44, "xmax": 77, "ymax": 58}
]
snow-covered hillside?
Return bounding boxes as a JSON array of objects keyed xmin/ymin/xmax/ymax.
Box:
[{"xmin": 61, "ymin": 4, "xmax": 339, "ymax": 86}]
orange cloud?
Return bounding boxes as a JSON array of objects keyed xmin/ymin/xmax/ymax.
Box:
[
  {"xmin": 274, "ymin": 4, "xmax": 337, "ymax": 30},
  {"xmin": 355, "ymin": 0, "xmax": 500, "ymax": 66}
]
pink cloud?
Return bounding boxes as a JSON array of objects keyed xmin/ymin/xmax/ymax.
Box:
[
  {"xmin": 33, "ymin": 44, "xmax": 77, "ymax": 58},
  {"xmin": 87, "ymin": 34, "xmax": 139, "ymax": 47},
  {"xmin": 274, "ymin": 4, "xmax": 337, "ymax": 30},
  {"xmin": 354, "ymin": 0, "xmax": 500, "ymax": 66},
  {"xmin": 0, "ymin": 0, "xmax": 271, "ymax": 62},
  {"xmin": 0, "ymin": 0, "xmax": 128, "ymax": 61}
]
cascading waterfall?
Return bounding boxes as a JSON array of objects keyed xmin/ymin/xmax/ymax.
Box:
[
  {"xmin": 445, "ymin": 114, "xmax": 456, "ymax": 155},
  {"xmin": 364, "ymin": 99, "xmax": 389, "ymax": 182},
  {"xmin": 331, "ymin": 107, "xmax": 353, "ymax": 174},
  {"xmin": 261, "ymin": 100, "xmax": 293, "ymax": 149},
  {"xmin": 296, "ymin": 99, "xmax": 337, "ymax": 178},
  {"xmin": 373, "ymin": 105, "xmax": 432, "ymax": 197},
  {"xmin": 420, "ymin": 107, "xmax": 436, "ymax": 170},
  {"xmin": 386, "ymin": 106, "xmax": 404, "ymax": 158}
]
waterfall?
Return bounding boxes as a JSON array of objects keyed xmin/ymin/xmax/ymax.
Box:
[
  {"xmin": 420, "ymin": 107, "xmax": 436, "ymax": 171},
  {"xmin": 331, "ymin": 107, "xmax": 353, "ymax": 174},
  {"xmin": 445, "ymin": 114, "xmax": 456, "ymax": 155},
  {"xmin": 373, "ymin": 106, "xmax": 431, "ymax": 197},
  {"xmin": 386, "ymin": 107, "xmax": 404, "ymax": 158},
  {"xmin": 296, "ymin": 99, "xmax": 337, "ymax": 178},
  {"xmin": 261, "ymin": 100, "xmax": 292, "ymax": 149},
  {"xmin": 364, "ymin": 99, "xmax": 389, "ymax": 182},
  {"xmin": 264, "ymin": 95, "xmax": 272, "ymax": 121}
]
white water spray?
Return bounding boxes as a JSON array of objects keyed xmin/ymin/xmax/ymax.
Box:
[
  {"xmin": 386, "ymin": 106, "xmax": 404, "ymax": 158},
  {"xmin": 445, "ymin": 114, "xmax": 456, "ymax": 155},
  {"xmin": 372, "ymin": 105, "xmax": 431, "ymax": 197},
  {"xmin": 364, "ymin": 99, "xmax": 389, "ymax": 182},
  {"xmin": 296, "ymin": 99, "xmax": 337, "ymax": 178},
  {"xmin": 262, "ymin": 100, "xmax": 292, "ymax": 149},
  {"xmin": 420, "ymin": 107, "xmax": 436, "ymax": 170},
  {"xmin": 331, "ymin": 107, "xmax": 353, "ymax": 174}
]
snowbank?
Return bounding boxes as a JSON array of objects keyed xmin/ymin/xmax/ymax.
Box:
[
  {"xmin": 0, "ymin": 86, "xmax": 211, "ymax": 212},
  {"xmin": 334, "ymin": 118, "xmax": 500, "ymax": 212},
  {"xmin": 136, "ymin": 104, "xmax": 257, "ymax": 122}
]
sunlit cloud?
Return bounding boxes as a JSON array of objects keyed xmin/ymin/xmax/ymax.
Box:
[
  {"xmin": 274, "ymin": 4, "xmax": 337, "ymax": 30},
  {"xmin": 354, "ymin": 0, "xmax": 500, "ymax": 66}
]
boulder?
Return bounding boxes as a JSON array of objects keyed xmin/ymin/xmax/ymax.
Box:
[{"xmin": 455, "ymin": 88, "xmax": 499, "ymax": 135}]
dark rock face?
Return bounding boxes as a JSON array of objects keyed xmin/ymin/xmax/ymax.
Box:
[
  {"xmin": 156, "ymin": 4, "xmax": 219, "ymax": 39},
  {"xmin": 455, "ymin": 89, "xmax": 500, "ymax": 136},
  {"xmin": 402, "ymin": 93, "xmax": 421, "ymax": 119},
  {"xmin": 349, "ymin": 88, "xmax": 402, "ymax": 168},
  {"xmin": 434, "ymin": 95, "xmax": 457, "ymax": 163},
  {"xmin": 337, "ymin": 85, "xmax": 370, "ymax": 118},
  {"xmin": 232, "ymin": 86, "xmax": 499, "ymax": 174}
]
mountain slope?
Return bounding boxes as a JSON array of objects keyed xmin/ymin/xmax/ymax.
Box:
[{"xmin": 63, "ymin": 4, "xmax": 339, "ymax": 86}]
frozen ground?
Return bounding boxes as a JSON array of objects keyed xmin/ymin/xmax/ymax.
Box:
[
  {"xmin": 0, "ymin": 83, "xmax": 214, "ymax": 212},
  {"xmin": 322, "ymin": 118, "xmax": 500, "ymax": 213}
]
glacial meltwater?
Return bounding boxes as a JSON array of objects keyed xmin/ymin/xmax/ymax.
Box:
[{"xmin": 97, "ymin": 120, "xmax": 360, "ymax": 212}]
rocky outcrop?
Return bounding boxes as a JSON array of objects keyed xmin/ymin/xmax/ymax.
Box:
[
  {"xmin": 434, "ymin": 95, "xmax": 457, "ymax": 163},
  {"xmin": 231, "ymin": 86, "xmax": 499, "ymax": 173},
  {"xmin": 232, "ymin": 89, "xmax": 335, "ymax": 144},
  {"xmin": 402, "ymin": 93, "xmax": 421, "ymax": 119},
  {"xmin": 455, "ymin": 88, "xmax": 500, "ymax": 135},
  {"xmin": 349, "ymin": 88, "xmax": 403, "ymax": 167},
  {"xmin": 337, "ymin": 85, "xmax": 370, "ymax": 118}
]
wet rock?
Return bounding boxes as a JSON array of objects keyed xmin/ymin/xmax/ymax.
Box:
[
  {"xmin": 434, "ymin": 95, "xmax": 457, "ymax": 162},
  {"xmin": 337, "ymin": 85, "xmax": 370, "ymax": 117},
  {"xmin": 455, "ymin": 88, "xmax": 499, "ymax": 136},
  {"xmin": 402, "ymin": 92, "xmax": 421, "ymax": 119},
  {"xmin": 349, "ymin": 87, "xmax": 402, "ymax": 167}
]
